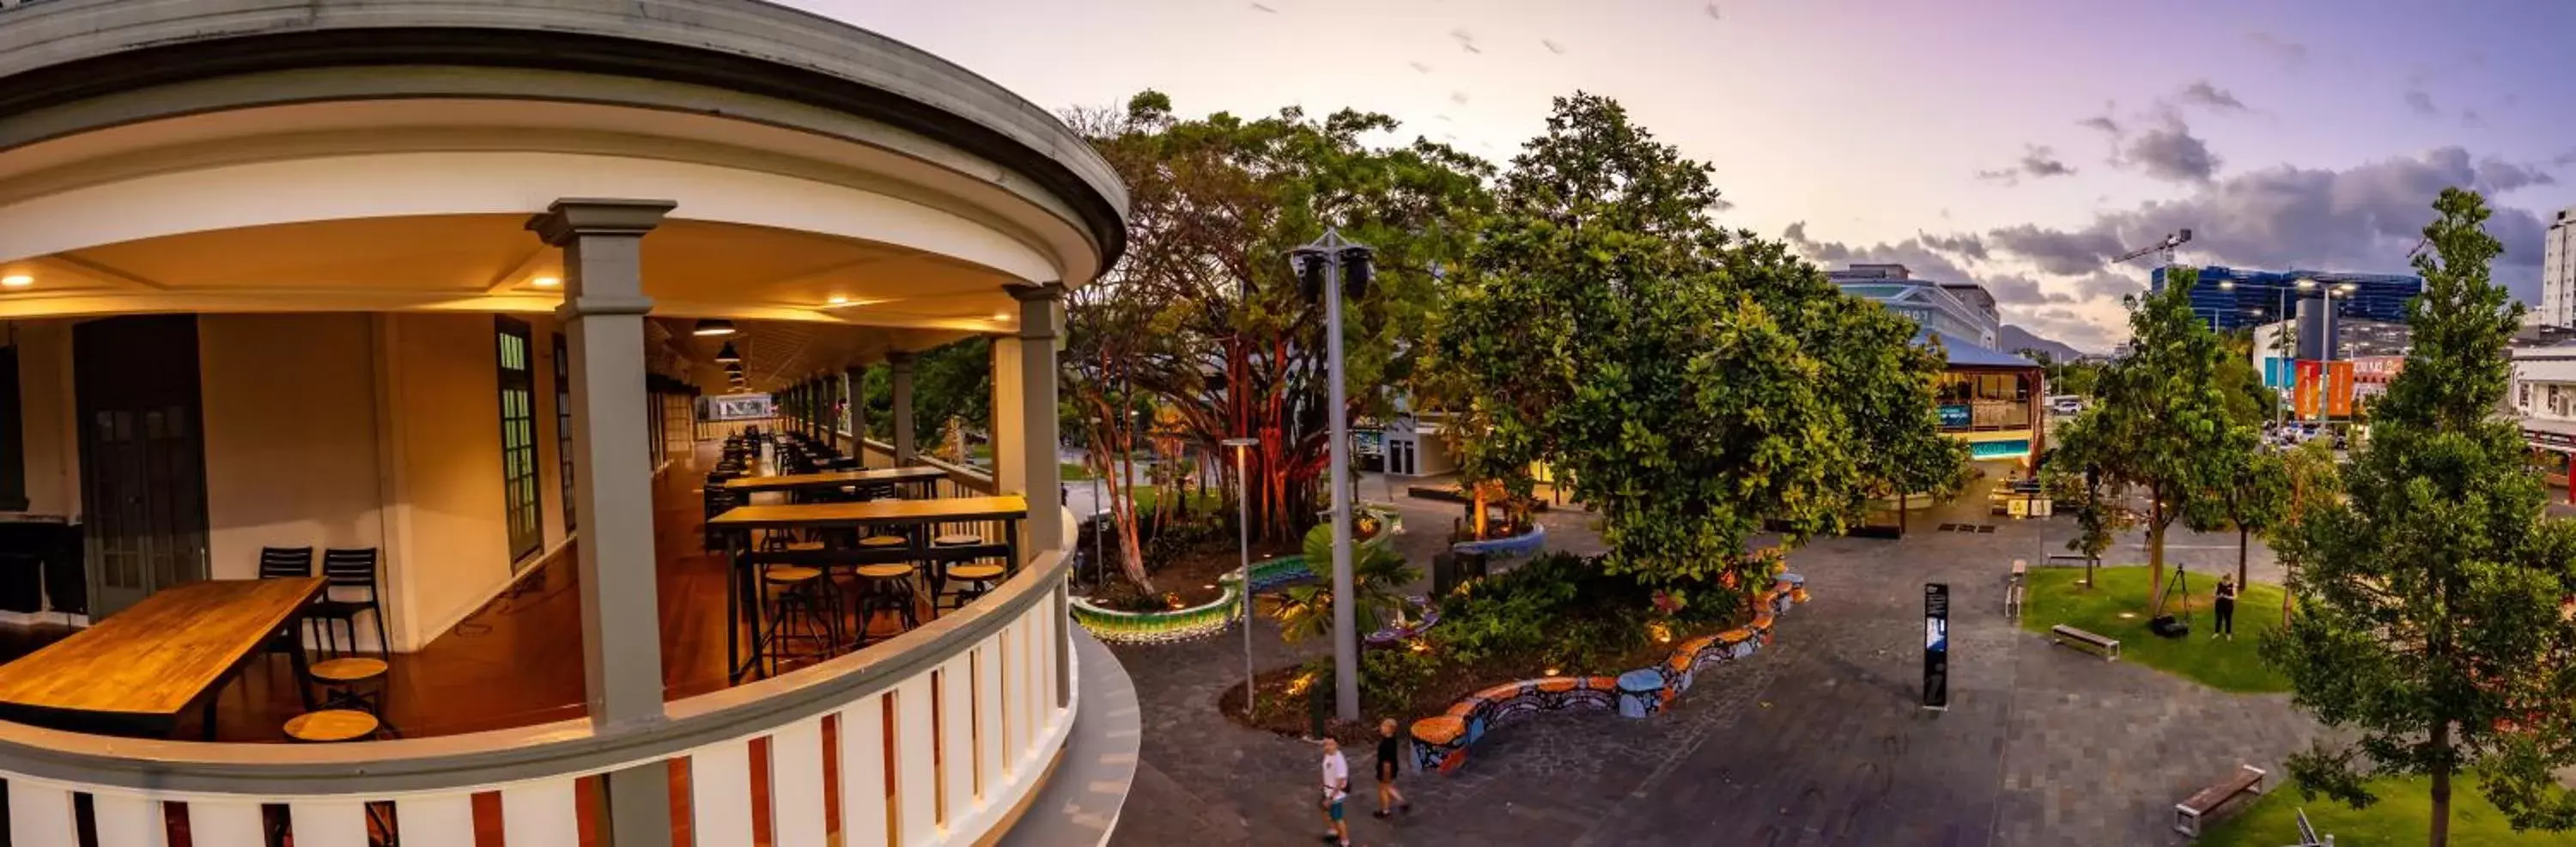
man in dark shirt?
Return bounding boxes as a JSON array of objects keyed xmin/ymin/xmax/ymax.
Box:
[
  {"xmin": 1374, "ymin": 718, "xmax": 1413, "ymax": 818},
  {"xmin": 2214, "ymin": 576, "xmax": 2239, "ymax": 640}
]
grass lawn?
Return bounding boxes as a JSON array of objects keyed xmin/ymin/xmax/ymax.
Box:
[
  {"xmin": 2017, "ymin": 564, "xmax": 2291, "ymax": 693},
  {"xmin": 1060, "ymin": 461, "xmax": 1093, "ymax": 481},
  {"xmin": 1130, "ymin": 488, "xmax": 1223, "ymax": 514},
  {"xmin": 2203, "ymin": 776, "xmax": 2576, "ymax": 846}
]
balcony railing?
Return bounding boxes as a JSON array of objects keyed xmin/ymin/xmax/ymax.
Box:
[{"xmin": 0, "ymin": 543, "xmax": 1076, "ymax": 847}]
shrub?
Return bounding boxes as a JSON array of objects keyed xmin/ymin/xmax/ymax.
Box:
[{"xmin": 1361, "ymin": 646, "xmax": 1440, "ymax": 713}]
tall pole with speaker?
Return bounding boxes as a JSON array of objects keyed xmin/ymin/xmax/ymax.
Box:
[{"xmin": 1291, "ymin": 229, "xmax": 1373, "ymax": 722}]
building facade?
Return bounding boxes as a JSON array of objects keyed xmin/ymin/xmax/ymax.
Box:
[
  {"xmin": 2154, "ymin": 265, "xmax": 2423, "ymax": 332},
  {"xmin": 1827, "ymin": 264, "xmax": 2002, "ymax": 349},
  {"xmin": 2546, "ymin": 207, "xmax": 2576, "ymax": 328},
  {"xmin": 2514, "ymin": 346, "xmax": 2576, "ymax": 498},
  {"xmin": 0, "ymin": 2, "xmax": 1131, "ymax": 844},
  {"xmin": 1828, "ymin": 265, "xmax": 2044, "ymax": 465}
]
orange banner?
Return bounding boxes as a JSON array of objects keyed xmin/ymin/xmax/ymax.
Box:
[
  {"xmin": 2294, "ymin": 360, "xmax": 2323, "ymax": 419},
  {"xmin": 2326, "ymin": 361, "xmax": 2356, "ymax": 417}
]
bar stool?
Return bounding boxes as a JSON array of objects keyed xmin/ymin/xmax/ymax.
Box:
[
  {"xmin": 930, "ymin": 533, "xmax": 988, "ymax": 611},
  {"xmin": 307, "ymin": 656, "xmax": 392, "ymax": 716},
  {"xmin": 850, "ymin": 563, "xmax": 920, "ymax": 644},
  {"xmin": 283, "ymin": 709, "xmax": 379, "ymax": 742},
  {"xmin": 758, "ymin": 566, "xmax": 840, "ymax": 673}
]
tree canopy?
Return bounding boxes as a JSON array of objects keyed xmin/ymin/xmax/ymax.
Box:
[
  {"xmin": 2266, "ymin": 187, "xmax": 2576, "ymax": 844},
  {"xmin": 1424, "ymin": 93, "xmax": 1963, "ymax": 599},
  {"xmin": 1071, "ymin": 91, "xmax": 1492, "ymax": 555},
  {"xmin": 2047, "ymin": 266, "xmax": 2263, "ymax": 615}
]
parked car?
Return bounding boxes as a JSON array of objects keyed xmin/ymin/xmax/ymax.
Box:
[{"xmin": 2046, "ymin": 395, "xmax": 2085, "ymax": 416}]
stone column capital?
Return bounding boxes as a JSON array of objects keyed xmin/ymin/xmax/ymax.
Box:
[
  {"xmin": 1006, "ymin": 283, "xmax": 1066, "ymax": 342},
  {"xmin": 526, "ymin": 198, "xmax": 677, "ymax": 246},
  {"xmin": 1005, "ymin": 281, "xmax": 1066, "ymax": 303},
  {"xmin": 887, "ymin": 350, "xmax": 916, "ymax": 370}
]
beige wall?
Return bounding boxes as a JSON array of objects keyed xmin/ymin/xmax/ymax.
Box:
[
  {"xmin": 14, "ymin": 312, "xmax": 583, "ymax": 650},
  {"xmin": 198, "ymin": 314, "xmax": 385, "ymax": 581},
  {"xmin": 376, "ymin": 313, "xmax": 521, "ymax": 651},
  {"xmin": 13, "ymin": 320, "xmax": 77, "ymax": 517}
]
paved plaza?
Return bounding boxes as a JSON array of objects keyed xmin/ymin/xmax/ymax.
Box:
[{"xmin": 1106, "ymin": 475, "xmax": 2328, "ymax": 846}]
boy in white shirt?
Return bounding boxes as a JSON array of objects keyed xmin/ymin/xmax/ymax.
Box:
[{"xmin": 1319, "ymin": 738, "xmax": 1351, "ymax": 845}]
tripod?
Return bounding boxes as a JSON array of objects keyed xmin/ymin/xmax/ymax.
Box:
[{"xmin": 2152, "ymin": 565, "xmax": 2194, "ymax": 638}]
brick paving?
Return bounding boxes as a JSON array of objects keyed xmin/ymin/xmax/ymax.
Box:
[{"xmin": 1107, "ymin": 472, "xmax": 2324, "ymax": 846}]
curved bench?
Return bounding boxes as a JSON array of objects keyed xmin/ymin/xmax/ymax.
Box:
[
  {"xmin": 1070, "ymin": 505, "xmax": 1404, "ymax": 644},
  {"xmin": 1411, "ymin": 573, "xmax": 1808, "ymax": 774},
  {"xmin": 1449, "ymin": 523, "xmax": 1548, "ymax": 561}
]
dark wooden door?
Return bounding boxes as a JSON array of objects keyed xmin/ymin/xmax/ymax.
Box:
[{"xmin": 74, "ymin": 315, "xmax": 210, "ymax": 618}]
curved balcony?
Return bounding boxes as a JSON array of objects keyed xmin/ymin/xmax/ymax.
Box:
[
  {"xmin": 0, "ymin": 543, "xmax": 1090, "ymax": 846},
  {"xmin": 0, "ymin": 1, "xmax": 1133, "ymax": 844}
]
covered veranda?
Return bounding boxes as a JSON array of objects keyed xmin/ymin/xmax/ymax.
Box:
[{"xmin": 0, "ymin": 0, "xmax": 1129, "ymax": 844}]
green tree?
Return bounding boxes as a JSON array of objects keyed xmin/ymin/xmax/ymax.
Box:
[
  {"xmin": 1073, "ymin": 92, "xmax": 1491, "ymax": 544},
  {"xmin": 2047, "ymin": 267, "xmax": 2262, "ymax": 616},
  {"xmin": 1425, "ymin": 93, "xmax": 1962, "ymax": 598},
  {"xmin": 2265, "ymin": 187, "xmax": 2576, "ymax": 845},
  {"xmin": 2265, "ymin": 438, "xmax": 2342, "ymax": 625},
  {"xmin": 2210, "ymin": 446, "xmax": 2288, "ymax": 588}
]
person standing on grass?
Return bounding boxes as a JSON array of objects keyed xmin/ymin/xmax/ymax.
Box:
[
  {"xmin": 1319, "ymin": 738, "xmax": 1351, "ymax": 845},
  {"xmin": 1374, "ymin": 719, "xmax": 1412, "ymax": 818},
  {"xmin": 2213, "ymin": 576, "xmax": 2238, "ymax": 640}
]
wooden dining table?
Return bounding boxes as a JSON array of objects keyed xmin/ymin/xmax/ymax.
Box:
[
  {"xmin": 722, "ymin": 465, "xmax": 949, "ymax": 500},
  {"xmin": 0, "ymin": 577, "xmax": 324, "ymax": 739},
  {"xmin": 705, "ymin": 496, "xmax": 1029, "ymax": 681}
]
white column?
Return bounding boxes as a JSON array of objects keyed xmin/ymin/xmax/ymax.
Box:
[
  {"xmin": 526, "ymin": 197, "xmax": 676, "ymax": 847},
  {"xmin": 1007, "ymin": 283, "xmax": 1066, "ymax": 558}
]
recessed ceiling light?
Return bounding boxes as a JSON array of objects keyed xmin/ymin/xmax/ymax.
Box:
[
  {"xmin": 532, "ymin": 276, "xmax": 561, "ymax": 288},
  {"xmin": 827, "ymin": 296, "xmax": 850, "ymax": 306},
  {"xmin": 992, "ymin": 312, "xmax": 1011, "ymax": 321},
  {"xmin": 692, "ymin": 319, "xmax": 736, "ymax": 337},
  {"xmin": 0, "ymin": 274, "xmax": 30, "ymax": 289}
]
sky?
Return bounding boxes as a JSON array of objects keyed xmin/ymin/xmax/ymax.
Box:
[{"xmin": 787, "ymin": 0, "xmax": 2576, "ymax": 351}]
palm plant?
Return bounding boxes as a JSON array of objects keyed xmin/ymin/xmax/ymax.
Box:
[{"xmin": 1261, "ymin": 524, "xmax": 1422, "ymax": 643}]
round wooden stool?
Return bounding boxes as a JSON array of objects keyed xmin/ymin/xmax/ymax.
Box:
[
  {"xmin": 760, "ymin": 566, "xmax": 840, "ymax": 673},
  {"xmin": 284, "ymin": 709, "xmax": 379, "ymax": 743},
  {"xmin": 941, "ymin": 563, "xmax": 1006, "ymax": 611},
  {"xmin": 305, "ymin": 656, "xmax": 392, "ymax": 729},
  {"xmin": 851, "ymin": 563, "xmax": 919, "ymax": 643}
]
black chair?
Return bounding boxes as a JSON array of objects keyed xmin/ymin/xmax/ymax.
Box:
[
  {"xmin": 256, "ymin": 546, "xmax": 317, "ymax": 662},
  {"xmin": 310, "ymin": 549, "xmax": 388, "ymax": 657},
  {"xmin": 258, "ymin": 546, "xmax": 314, "ymax": 580}
]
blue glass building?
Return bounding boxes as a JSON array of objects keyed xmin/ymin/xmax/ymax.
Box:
[{"xmin": 2150, "ymin": 266, "xmax": 2423, "ymax": 332}]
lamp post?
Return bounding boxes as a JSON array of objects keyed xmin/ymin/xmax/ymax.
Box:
[
  {"xmin": 1223, "ymin": 436, "xmax": 1260, "ymax": 719},
  {"xmin": 1291, "ymin": 229, "xmax": 1373, "ymax": 722}
]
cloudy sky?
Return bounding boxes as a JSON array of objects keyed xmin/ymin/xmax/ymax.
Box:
[{"xmin": 789, "ymin": 0, "xmax": 2576, "ymax": 351}]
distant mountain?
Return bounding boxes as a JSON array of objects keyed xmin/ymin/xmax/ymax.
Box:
[{"xmin": 1999, "ymin": 325, "xmax": 2085, "ymax": 361}]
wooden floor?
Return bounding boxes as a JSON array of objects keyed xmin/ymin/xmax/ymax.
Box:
[{"xmin": 0, "ymin": 442, "xmax": 929, "ymax": 743}]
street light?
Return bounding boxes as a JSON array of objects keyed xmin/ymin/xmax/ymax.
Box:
[
  {"xmin": 1290, "ymin": 228, "xmax": 1373, "ymax": 722},
  {"xmin": 1222, "ymin": 436, "xmax": 1261, "ymax": 721}
]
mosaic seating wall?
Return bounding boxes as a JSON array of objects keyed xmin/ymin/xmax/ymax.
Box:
[
  {"xmin": 1408, "ymin": 574, "xmax": 1809, "ymax": 774},
  {"xmin": 1449, "ymin": 523, "xmax": 1547, "ymax": 561},
  {"xmin": 1070, "ymin": 506, "xmax": 1401, "ymax": 644}
]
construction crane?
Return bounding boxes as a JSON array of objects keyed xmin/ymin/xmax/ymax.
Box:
[{"xmin": 2114, "ymin": 229, "xmax": 2194, "ymax": 267}]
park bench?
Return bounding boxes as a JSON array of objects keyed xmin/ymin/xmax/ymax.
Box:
[
  {"xmin": 2003, "ymin": 560, "xmax": 2026, "ymax": 619},
  {"xmin": 2172, "ymin": 764, "xmax": 2266, "ymax": 837},
  {"xmin": 2048, "ymin": 624, "xmax": 2120, "ymax": 660}
]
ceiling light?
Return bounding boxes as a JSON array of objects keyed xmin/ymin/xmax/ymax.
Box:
[
  {"xmin": 692, "ymin": 319, "xmax": 736, "ymax": 337},
  {"xmin": 0, "ymin": 274, "xmax": 30, "ymax": 289},
  {"xmin": 531, "ymin": 276, "xmax": 561, "ymax": 288},
  {"xmin": 715, "ymin": 341, "xmax": 742, "ymax": 363},
  {"xmin": 992, "ymin": 312, "xmax": 1011, "ymax": 321},
  {"xmin": 827, "ymin": 296, "xmax": 850, "ymax": 306}
]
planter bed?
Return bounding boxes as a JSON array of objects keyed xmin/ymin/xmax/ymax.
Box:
[{"xmin": 1407, "ymin": 574, "xmax": 1808, "ymax": 774}]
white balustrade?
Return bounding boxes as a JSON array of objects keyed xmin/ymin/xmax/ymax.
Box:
[{"xmin": 0, "ymin": 565, "xmax": 1075, "ymax": 847}]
